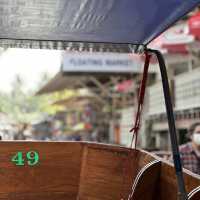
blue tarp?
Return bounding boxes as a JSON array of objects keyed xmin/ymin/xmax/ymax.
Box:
[{"xmin": 0, "ymin": 1, "xmax": 199, "ymax": 49}]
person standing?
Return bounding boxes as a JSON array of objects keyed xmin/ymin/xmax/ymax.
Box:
[{"xmin": 179, "ymin": 122, "xmax": 200, "ymax": 175}]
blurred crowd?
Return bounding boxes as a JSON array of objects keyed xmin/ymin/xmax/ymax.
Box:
[{"xmin": 0, "ymin": 119, "xmax": 109, "ymax": 143}]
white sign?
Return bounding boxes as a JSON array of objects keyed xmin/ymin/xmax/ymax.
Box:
[
  {"xmin": 163, "ymin": 23, "xmax": 194, "ymax": 44},
  {"xmin": 62, "ymin": 52, "xmax": 157, "ymax": 73}
]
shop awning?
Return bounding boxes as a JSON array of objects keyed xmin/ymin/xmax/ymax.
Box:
[
  {"xmin": 0, "ymin": 1, "xmax": 199, "ymax": 51},
  {"xmin": 53, "ymin": 93, "xmax": 102, "ymax": 107},
  {"xmin": 36, "ymin": 72, "xmax": 85, "ymax": 95}
]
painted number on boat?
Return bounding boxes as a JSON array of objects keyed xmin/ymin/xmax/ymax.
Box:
[{"xmin": 11, "ymin": 151, "xmax": 39, "ymax": 166}]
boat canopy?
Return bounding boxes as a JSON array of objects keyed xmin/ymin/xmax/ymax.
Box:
[{"xmin": 0, "ymin": 1, "xmax": 199, "ymax": 51}]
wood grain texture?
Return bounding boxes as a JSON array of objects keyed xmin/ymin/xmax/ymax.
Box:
[
  {"xmin": 0, "ymin": 141, "xmax": 82, "ymax": 200},
  {"xmin": 188, "ymin": 186, "xmax": 200, "ymax": 200},
  {"xmin": 0, "ymin": 141, "xmax": 199, "ymax": 200},
  {"xmin": 129, "ymin": 160, "xmax": 161, "ymax": 200},
  {"xmin": 156, "ymin": 159, "xmax": 200, "ymax": 200},
  {"xmin": 78, "ymin": 144, "xmax": 155, "ymax": 200},
  {"xmin": 79, "ymin": 146, "xmax": 125, "ymax": 199}
]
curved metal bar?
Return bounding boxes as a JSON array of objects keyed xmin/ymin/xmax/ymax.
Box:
[{"xmin": 148, "ymin": 49, "xmax": 188, "ymax": 200}]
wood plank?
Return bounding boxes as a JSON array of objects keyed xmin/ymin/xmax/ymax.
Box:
[
  {"xmin": 79, "ymin": 146, "xmax": 131, "ymax": 199},
  {"xmin": 0, "ymin": 142, "xmax": 199, "ymax": 199},
  {"xmin": 78, "ymin": 144, "xmax": 157, "ymax": 200},
  {"xmin": 156, "ymin": 159, "xmax": 200, "ymax": 200},
  {"xmin": 128, "ymin": 160, "xmax": 161, "ymax": 200},
  {"xmin": 189, "ymin": 186, "xmax": 200, "ymax": 200},
  {"xmin": 0, "ymin": 192, "xmax": 74, "ymax": 200},
  {"xmin": 0, "ymin": 141, "xmax": 82, "ymax": 200}
]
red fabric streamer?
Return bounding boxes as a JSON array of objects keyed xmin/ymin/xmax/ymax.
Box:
[{"xmin": 130, "ymin": 51, "xmax": 152, "ymax": 148}]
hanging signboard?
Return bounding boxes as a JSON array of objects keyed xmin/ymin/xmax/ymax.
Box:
[
  {"xmin": 61, "ymin": 52, "xmax": 158, "ymax": 74},
  {"xmin": 189, "ymin": 12, "xmax": 200, "ymax": 40}
]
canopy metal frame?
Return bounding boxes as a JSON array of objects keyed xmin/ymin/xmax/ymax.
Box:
[{"xmin": 147, "ymin": 48, "xmax": 188, "ymax": 200}]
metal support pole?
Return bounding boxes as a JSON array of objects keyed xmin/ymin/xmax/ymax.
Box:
[{"xmin": 148, "ymin": 49, "xmax": 188, "ymax": 200}]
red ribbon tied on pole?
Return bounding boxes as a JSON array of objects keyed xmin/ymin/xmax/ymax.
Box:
[{"xmin": 130, "ymin": 51, "xmax": 152, "ymax": 148}]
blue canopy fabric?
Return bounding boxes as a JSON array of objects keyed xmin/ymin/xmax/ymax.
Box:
[{"xmin": 0, "ymin": 1, "xmax": 199, "ymax": 50}]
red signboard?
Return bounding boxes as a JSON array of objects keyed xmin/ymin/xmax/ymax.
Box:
[
  {"xmin": 189, "ymin": 12, "xmax": 200, "ymax": 40},
  {"xmin": 116, "ymin": 80, "xmax": 134, "ymax": 93}
]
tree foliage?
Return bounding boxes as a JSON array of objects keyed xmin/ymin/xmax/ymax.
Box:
[{"xmin": 0, "ymin": 73, "xmax": 74, "ymax": 123}]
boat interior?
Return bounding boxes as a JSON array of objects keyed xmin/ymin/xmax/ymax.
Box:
[{"xmin": 0, "ymin": 141, "xmax": 199, "ymax": 200}]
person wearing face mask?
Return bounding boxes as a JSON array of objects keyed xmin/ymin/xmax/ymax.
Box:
[{"xmin": 179, "ymin": 122, "xmax": 200, "ymax": 175}]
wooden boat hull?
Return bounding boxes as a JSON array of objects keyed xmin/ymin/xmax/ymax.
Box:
[{"xmin": 0, "ymin": 141, "xmax": 199, "ymax": 200}]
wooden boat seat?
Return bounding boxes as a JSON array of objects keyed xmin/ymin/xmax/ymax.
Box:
[{"xmin": 0, "ymin": 141, "xmax": 199, "ymax": 200}]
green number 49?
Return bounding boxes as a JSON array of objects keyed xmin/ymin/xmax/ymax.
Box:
[{"xmin": 11, "ymin": 151, "xmax": 39, "ymax": 166}]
